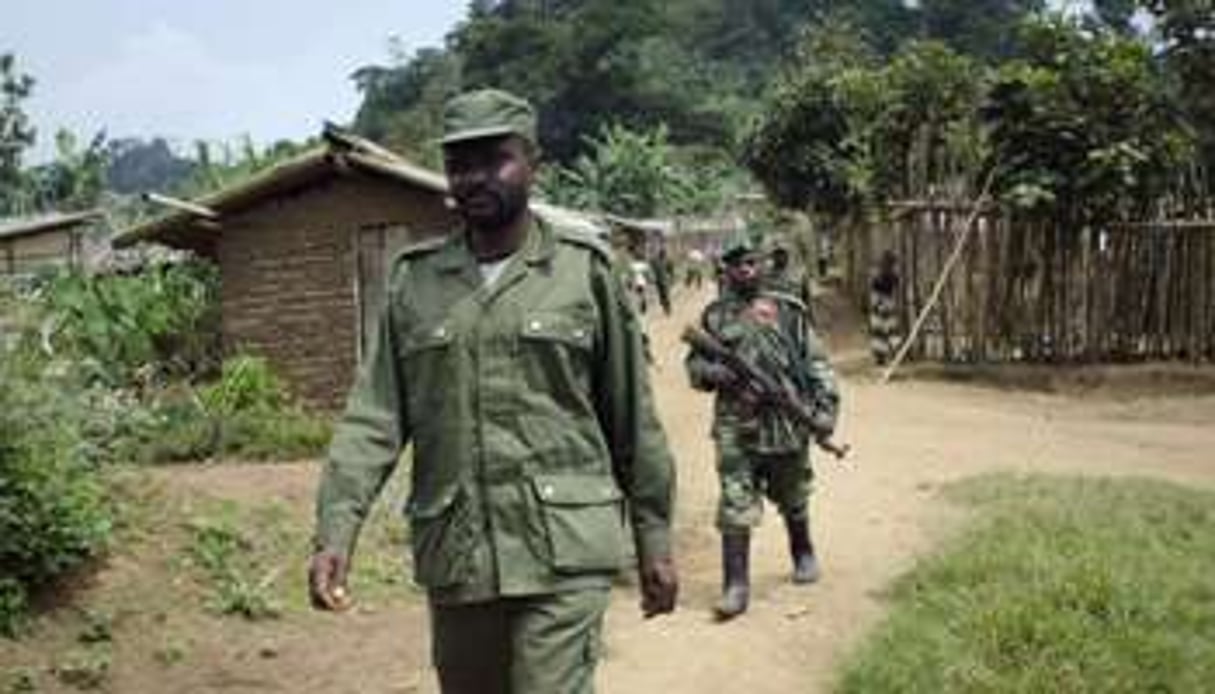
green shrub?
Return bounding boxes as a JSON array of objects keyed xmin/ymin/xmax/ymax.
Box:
[
  {"xmin": 198, "ymin": 355, "xmax": 284, "ymax": 416},
  {"xmin": 36, "ymin": 261, "xmax": 220, "ymax": 387},
  {"xmin": 216, "ymin": 407, "xmax": 332, "ymax": 461},
  {"xmin": 183, "ymin": 508, "xmax": 283, "ymax": 620},
  {"xmin": 0, "ymin": 364, "xmax": 112, "ymax": 638},
  {"xmin": 133, "ymin": 356, "xmax": 331, "ymax": 463}
]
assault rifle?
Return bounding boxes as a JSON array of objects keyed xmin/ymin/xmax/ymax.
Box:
[{"xmin": 682, "ymin": 325, "xmax": 851, "ymax": 461}]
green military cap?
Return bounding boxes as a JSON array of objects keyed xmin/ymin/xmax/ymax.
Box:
[
  {"xmin": 720, "ymin": 232, "xmax": 760, "ymax": 265},
  {"xmin": 441, "ymin": 88, "xmax": 538, "ymax": 146}
]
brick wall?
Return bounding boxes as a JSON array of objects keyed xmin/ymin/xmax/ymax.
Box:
[{"xmin": 218, "ymin": 173, "xmax": 455, "ymax": 412}]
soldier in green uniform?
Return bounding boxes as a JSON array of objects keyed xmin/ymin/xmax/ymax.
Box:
[
  {"xmin": 685, "ymin": 235, "xmax": 839, "ymax": 621},
  {"xmin": 309, "ymin": 89, "xmax": 679, "ymax": 693},
  {"xmin": 765, "ymin": 240, "xmax": 812, "ymax": 310}
]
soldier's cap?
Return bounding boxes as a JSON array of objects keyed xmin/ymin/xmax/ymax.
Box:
[
  {"xmin": 441, "ymin": 89, "xmax": 538, "ymax": 147},
  {"xmin": 720, "ymin": 234, "xmax": 761, "ymax": 265}
]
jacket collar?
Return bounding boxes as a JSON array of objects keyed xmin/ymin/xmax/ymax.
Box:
[{"xmin": 435, "ymin": 211, "xmax": 556, "ymax": 274}]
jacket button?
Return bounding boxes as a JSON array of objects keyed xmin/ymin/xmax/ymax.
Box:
[
  {"xmin": 541, "ymin": 484, "xmax": 555, "ymax": 498},
  {"xmin": 529, "ymin": 320, "xmax": 542, "ymax": 331}
]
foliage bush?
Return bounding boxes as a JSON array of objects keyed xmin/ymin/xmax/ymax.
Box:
[
  {"xmin": 0, "ymin": 360, "xmax": 112, "ymax": 638},
  {"xmin": 135, "ymin": 356, "xmax": 331, "ymax": 463},
  {"xmin": 35, "ymin": 261, "xmax": 220, "ymax": 388},
  {"xmin": 745, "ymin": 15, "xmax": 1199, "ymax": 223}
]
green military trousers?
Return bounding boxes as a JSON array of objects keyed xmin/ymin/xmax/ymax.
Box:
[
  {"xmin": 715, "ymin": 425, "xmax": 812, "ymax": 531},
  {"xmin": 430, "ymin": 587, "xmax": 611, "ymax": 694}
]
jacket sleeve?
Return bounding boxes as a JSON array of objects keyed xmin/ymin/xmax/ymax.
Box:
[
  {"xmin": 590, "ymin": 257, "xmax": 676, "ymax": 564},
  {"xmin": 685, "ymin": 340, "xmax": 726, "ymax": 393},
  {"xmin": 684, "ymin": 301, "xmax": 729, "ymax": 392},
  {"xmin": 313, "ymin": 294, "xmax": 411, "ymax": 559}
]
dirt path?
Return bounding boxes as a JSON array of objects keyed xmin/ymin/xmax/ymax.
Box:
[
  {"xmin": 594, "ymin": 286, "xmax": 1215, "ymax": 694},
  {"xmin": 9, "ymin": 286, "xmax": 1215, "ymax": 694}
]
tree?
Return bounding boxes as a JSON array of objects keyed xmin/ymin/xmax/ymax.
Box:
[
  {"xmin": 540, "ymin": 123, "xmax": 709, "ymax": 218},
  {"xmin": 1092, "ymin": 0, "xmax": 1140, "ymax": 34},
  {"xmin": 740, "ymin": 19, "xmax": 889, "ymax": 216},
  {"xmin": 1143, "ymin": 0, "xmax": 1215, "ymax": 179},
  {"xmin": 25, "ymin": 130, "xmax": 109, "ymax": 211},
  {"xmin": 351, "ymin": 45, "xmax": 462, "ymax": 166},
  {"xmin": 1, "ymin": 53, "xmax": 36, "ymax": 215},
  {"xmin": 984, "ymin": 17, "xmax": 1194, "ymax": 221},
  {"xmin": 105, "ymin": 137, "xmax": 196, "ymax": 194},
  {"xmin": 916, "ymin": 0, "xmax": 1047, "ymax": 61}
]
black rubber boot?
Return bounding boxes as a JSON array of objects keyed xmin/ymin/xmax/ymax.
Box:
[
  {"xmin": 785, "ymin": 514, "xmax": 820, "ymax": 584},
  {"xmin": 714, "ymin": 531, "xmax": 750, "ymax": 621}
]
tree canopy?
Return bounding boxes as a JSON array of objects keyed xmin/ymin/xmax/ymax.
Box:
[{"xmin": 743, "ymin": 11, "xmax": 1205, "ymax": 224}]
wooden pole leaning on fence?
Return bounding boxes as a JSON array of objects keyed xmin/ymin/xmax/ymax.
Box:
[{"xmin": 880, "ymin": 170, "xmax": 998, "ymax": 384}]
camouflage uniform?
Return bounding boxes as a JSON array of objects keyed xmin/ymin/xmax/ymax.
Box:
[
  {"xmin": 313, "ymin": 89, "xmax": 675, "ymax": 694},
  {"xmin": 685, "ymin": 237, "xmax": 838, "ymax": 620},
  {"xmin": 688, "ymin": 291, "xmax": 837, "ymax": 529}
]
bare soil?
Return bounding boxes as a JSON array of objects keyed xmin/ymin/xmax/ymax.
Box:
[{"xmin": 6, "ymin": 285, "xmax": 1215, "ymax": 693}]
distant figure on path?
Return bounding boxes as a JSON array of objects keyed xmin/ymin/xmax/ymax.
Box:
[{"xmin": 869, "ymin": 250, "xmax": 901, "ymax": 366}]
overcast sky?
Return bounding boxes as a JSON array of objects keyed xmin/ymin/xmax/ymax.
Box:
[{"xmin": 6, "ymin": 1, "xmax": 468, "ymax": 162}]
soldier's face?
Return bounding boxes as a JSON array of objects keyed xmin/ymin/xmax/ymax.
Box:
[
  {"xmin": 725, "ymin": 255, "xmax": 761, "ymax": 291},
  {"xmin": 444, "ymin": 135, "xmax": 534, "ymax": 232}
]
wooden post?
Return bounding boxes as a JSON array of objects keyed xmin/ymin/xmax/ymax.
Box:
[{"xmin": 881, "ymin": 170, "xmax": 997, "ymax": 383}]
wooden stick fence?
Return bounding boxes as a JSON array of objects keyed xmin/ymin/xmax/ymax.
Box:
[{"xmin": 861, "ymin": 203, "xmax": 1215, "ymax": 364}]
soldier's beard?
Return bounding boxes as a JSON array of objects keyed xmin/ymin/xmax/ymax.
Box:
[{"xmin": 457, "ymin": 181, "xmax": 529, "ymax": 233}]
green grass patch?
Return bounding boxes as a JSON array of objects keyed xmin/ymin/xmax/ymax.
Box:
[
  {"xmin": 174, "ymin": 465, "xmax": 414, "ymax": 620},
  {"xmin": 181, "ymin": 501, "xmax": 294, "ymax": 620},
  {"xmin": 837, "ymin": 474, "xmax": 1215, "ymax": 694}
]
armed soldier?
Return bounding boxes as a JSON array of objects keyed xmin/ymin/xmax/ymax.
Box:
[
  {"xmin": 684, "ymin": 235, "xmax": 839, "ymax": 621},
  {"xmin": 309, "ymin": 89, "xmax": 678, "ymax": 693},
  {"xmin": 765, "ymin": 240, "xmax": 812, "ymax": 310}
]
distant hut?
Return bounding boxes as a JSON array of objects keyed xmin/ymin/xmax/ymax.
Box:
[
  {"xmin": 114, "ymin": 127, "xmax": 456, "ymax": 411},
  {"xmin": 0, "ymin": 210, "xmax": 105, "ymax": 277},
  {"xmin": 115, "ymin": 127, "xmax": 605, "ymax": 411}
]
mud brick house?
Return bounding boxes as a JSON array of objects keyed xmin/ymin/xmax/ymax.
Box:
[
  {"xmin": 115, "ymin": 127, "xmax": 457, "ymax": 411},
  {"xmin": 116, "ymin": 126, "xmax": 605, "ymax": 411},
  {"xmin": 1, "ymin": 210, "xmax": 105, "ymax": 277}
]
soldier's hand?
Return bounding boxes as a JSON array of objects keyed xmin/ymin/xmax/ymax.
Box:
[
  {"xmin": 638, "ymin": 556, "xmax": 679, "ymax": 618},
  {"xmin": 308, "ymin": 549, "xmax": 353, "ymax": 612},
  {"xmin": 701, "ymin": 364, "xmax": 737, "ymax": 389}
]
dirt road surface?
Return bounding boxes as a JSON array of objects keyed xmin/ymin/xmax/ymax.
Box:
[
  {"xmin": 596, "ymin": 287, "xmax": 1215, "ymax": 694},
  {"xmin": 8, "ymin": 286, "xmax": 1215, "ymax": 694}
]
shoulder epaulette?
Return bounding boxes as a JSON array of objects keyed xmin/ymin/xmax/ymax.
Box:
[
  {"xmin": 397, "ymin": 234, "xmax": 448, "ymax": 258},
  {"xmin": 388, "ymin": 233, "xmax": 448, "ymax": 267},
  {"xmin": 554, "ymin": 225, "xmax": 614, "ymax": 264}
]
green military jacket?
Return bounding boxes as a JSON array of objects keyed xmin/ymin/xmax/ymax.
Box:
[
  {"xmin": 764, "ymin": 267, "xmax": 812, "ymax": 314},
  {"xmin": 685, "ymin": 290, "xmax": 839, "ymax": 453},
  {"xmin": 315, "ymin": 215, "xmax": 676, "ymax": 605}
]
